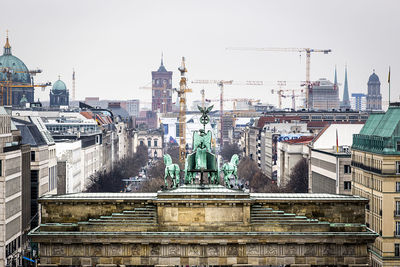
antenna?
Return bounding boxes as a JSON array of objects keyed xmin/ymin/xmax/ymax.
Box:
[{"xmin": 72, "ymin": 68, "xmax": 76, "ymax": 101}]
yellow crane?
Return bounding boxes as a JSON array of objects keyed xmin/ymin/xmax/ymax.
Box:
[
  {"xmin": 191, "ymin": 80, "xmax": 264, "ymax": 146},
  {"xmin": 226, "ymin": 47, "xmax": 332, "ymax": 108},
  {"xmin": 175, "ymin": 57, "xmax": 192, "ymax": 164},
  {"xmin": 0, "ymin": 67, "xmax": 51, "ymax": 105}
]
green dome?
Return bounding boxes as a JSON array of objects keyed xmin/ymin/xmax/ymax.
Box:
[
  {"xmin": 0, "ymin": 38, "xmax": 31, "ymax": 83},
  {"xmin": 52, "ymin": 79, "xmax": 67, "ymax": 91}
]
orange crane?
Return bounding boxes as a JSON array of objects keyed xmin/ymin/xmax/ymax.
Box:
[
  {"xmin": 0, "ymin": 67, "xmax": 51, "ymax": 105},
  {"xmin": 191, "ymin": 80, "xmax": 264, "ymax": 146},
  {"xmin": 226, "ymin": 47, "xmax": 332, "ymax": 108}
]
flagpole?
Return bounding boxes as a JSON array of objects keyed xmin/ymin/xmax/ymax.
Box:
[{"xmin": 388, "ymin": 66, "xmax": 391, "ymax": 105}]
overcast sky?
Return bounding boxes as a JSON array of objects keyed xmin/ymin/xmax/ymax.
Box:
[{"xmin": 1, "ymin": 0, "xmax": 399, "ymax": 108}]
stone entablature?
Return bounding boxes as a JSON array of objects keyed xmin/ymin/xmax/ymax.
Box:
[{"xmin": 30, "ymin": 185, "xmax": 377, "ymax": 266}]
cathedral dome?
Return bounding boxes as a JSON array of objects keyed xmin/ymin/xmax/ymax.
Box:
[
  {"xmin": 52, "ymin": 78, "xmax": 67, "ymax": 91},
  {"xmin": 0, "ymin": 37, "xmax": 31, "ymax": 84},
  {"xmin": 368, "ymin": 72, "xmax": 380, "ymax": 84}
]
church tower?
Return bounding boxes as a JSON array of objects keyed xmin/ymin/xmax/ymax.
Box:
[
  {"xmin": 50, "ymin": 77, "xmax": 69, "ymax": 107},
  {"xmin": 340, "ymin": 65, "xmax": 351, "ymax": 110},
  {"xmin": 366, "ymin": 70, "xmax": 382, "ymax": 110},
  {"xmin": 151, "ymin": 54, "xmax": 173, "ymax": 113}
]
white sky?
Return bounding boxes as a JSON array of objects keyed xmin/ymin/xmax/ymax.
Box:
[{"xmin": 1, "ymin": 0, "xmax": 399, "ymax": 108}]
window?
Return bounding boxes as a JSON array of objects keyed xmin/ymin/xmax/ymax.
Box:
[
  {"xmin": 344, "ymin": 181, "xmax": 351, "ymax": 190},
  {"xmin": 397, "ymin": 141, "xmax": 400, "ymax": 152},
  {"xmin": 396, "ymin": 201, "xmax": 400, "ymax": 216},
  {"xmin": 140, "ymin": 140, "xmax": 144, "ymax": 146},
  {"xmin": 154, "ymin": 140, "xmax": 158, "ymax": 147},
  {"xmin": 396, "ymin": 182, "xmax": 400, "ymax": 192},
  {"xmin": 396, "ymin": 244, "xmax": 400, "ymax": 257},
  {"xmin": 148, "ymin": 140, "xmax": 151, "ymax": 147},
  {"xmin": 344, "ymin": 165, "xmax": 351, "ymax": 174},
  {"xmin": 396, "ymin": 222, "xmax": 400, "ymax": 236},
  {"xmin": 31, "ymin": 151, "xmax": 36, "ymax": 161},
  {"xmin": 397, "ymin": 161, "xmax": 400, "ymax": 174}
]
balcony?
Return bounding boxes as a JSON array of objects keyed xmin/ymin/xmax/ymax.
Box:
[{"xmin": 351, "ymin": 161, "xmax": 382, "ymax": 174}]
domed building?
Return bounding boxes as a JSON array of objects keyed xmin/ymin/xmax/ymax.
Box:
[
  {"xmin": 0, "ymin": 35, "xmax": 34, "ymax": 106},
  {"xmin": 49, "ymin": 77, "xmax": 69, "ymax": 107},
  {"xmin": 366, "ymin": 70, "xmax": 382, "ymax": 110}
]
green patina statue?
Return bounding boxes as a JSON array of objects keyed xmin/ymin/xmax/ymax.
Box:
[
  {"xmin": 163, "ymin": 154, "xmax": 180, "ymax": 188},
  {"xmin": 221, "ymin": 154, "xmax": 239, "ymax": 188},
  {"xmin": 184, "ymin": 105, "xmax": 219, "ymax": 185},
  {"xmin": 164, "ymin": 104, "xmax": 241, "ymax": 189}
]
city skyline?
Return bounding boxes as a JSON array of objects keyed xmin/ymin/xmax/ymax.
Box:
[{"xmin": 1, "ymin": 0, "xmax": 399, "ymax": 108}]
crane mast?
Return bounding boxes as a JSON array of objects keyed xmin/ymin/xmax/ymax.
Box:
[
  {"xmin": 226, "ymin": 47, "xmax": 331, "ymax": 109},
  {"xmin": 177, "ymin": 57, "xmax": 191, "ymax": 164}
]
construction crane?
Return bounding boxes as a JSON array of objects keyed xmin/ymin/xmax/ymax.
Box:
[
  {"xmin": 271, "ymin": 88, "xmax": 303, "ymax": 110},
  {"xmin": 175, "ymin": 57, "xmax": 192, "ymax": 164},
  {"xmin": 0, "ymin": 67, "xmax": 51, "ymax": 105},
  {"xmin": 206, "ymin": 98, "xmax": 261, "ymax": 128},
  {"xmin": 191, "ymin": 80, "xmax": 264, "ymax": 146},
  {"xmin": 226, "ymin": 47, "xmax": 332, "ymax": 108}
]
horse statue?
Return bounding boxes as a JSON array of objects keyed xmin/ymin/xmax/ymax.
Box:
[
  {"xmin": 163, "ymin": 154, "xmax": 180, "ymax": 188},
  {"xmin": 221, "ymin": 154, "xmax": 239, "ymax": 188},
  {"xmin": 184, "ymin": 159, "xmax": 194, "ymax": 184}
]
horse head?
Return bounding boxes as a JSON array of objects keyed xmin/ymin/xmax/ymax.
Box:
[
  {"xmin": 231, "ymin": 154, "xmax": 239, "ymax": 165},
  {"xmin": 163, "ymin": 154, "xmax": 172, "ymax": 166}
]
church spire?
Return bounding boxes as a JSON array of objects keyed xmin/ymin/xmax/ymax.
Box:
[
  {"xmin": 157, "ymin": 52, "xmax": 167, "ymax": 72},
  {"xmin": 4, "ymin": 30, "xmax": 11, "ymax": 55},
  {"xmin": 342, "ymin": 65, "xmax": 350, "ymax": 108}
]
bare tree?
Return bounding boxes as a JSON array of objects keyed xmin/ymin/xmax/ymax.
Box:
[
  {"xmin": 221, "ymin": 142, "xmax": 242, "ymax": 161},
  {"xmin": 237, "ymin": 157, "xmax": 278, "ymax": 193},
  {"xmin": 284, "ymin": 158, "xmax": 309, "ymax": 193},
  {"xmin": 85, "ymin": 145, "xmax": 149, "ymax": 192}
]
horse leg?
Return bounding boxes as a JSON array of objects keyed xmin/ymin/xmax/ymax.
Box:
[{"xmin": 164, "ymin": 171, "xmax": 168, "ymax": 188}]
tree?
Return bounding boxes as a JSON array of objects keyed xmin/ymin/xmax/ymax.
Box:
[
  {"xmin": 138, "ymin": 160, "xmax": 166, "ymax": 192},
  {"xmin": 85, "ymin": 145, "xmax": 149, "ymax": 192},
  {"xmin": 284, "ymin": 158, "xmax": 309, "ymax": 193},
  {"xmin": 221, "ymin": 142, "xmax": 242, "ymax": 161},
  {"xmin": 237, "ymin": 157, "xmax": 278, "ymax": 193}
]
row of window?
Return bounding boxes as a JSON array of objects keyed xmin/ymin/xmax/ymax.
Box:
[{"xmin": 139, "ymin": 139, "xmax": 159, "ymax": 148}]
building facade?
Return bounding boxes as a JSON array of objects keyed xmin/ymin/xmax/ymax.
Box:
[
  {"xmin": 277, "ymin": 136, "xmax": 313, "ymax": 186},
  {"xmin": 352, "ymin": 103, "xmax": 400, "ymax": 266},
  {"xmin": 126, "ymin": 99, "xmax": 140, "ymax": 117},
  {"xmin": 308, "ymin": 78, "xmax": 340, "ymax": 110},
  {"xmin": 0, "ymin": 107, "xmax": 23, "ymax": 266},
  {"xmin": 310, "ymin": 148, "xmax": 352, "ymax": 195},
  {"xmin": 366, "ymin": 71, "xmax": 382, "ymax": 111},
  {"xmin": 351, "ymin": 93, "xmax": 367, "ymax": 111},
  {"xmin": 138, "ymin": 129, "xmax": 163, "ymax": 159}
]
